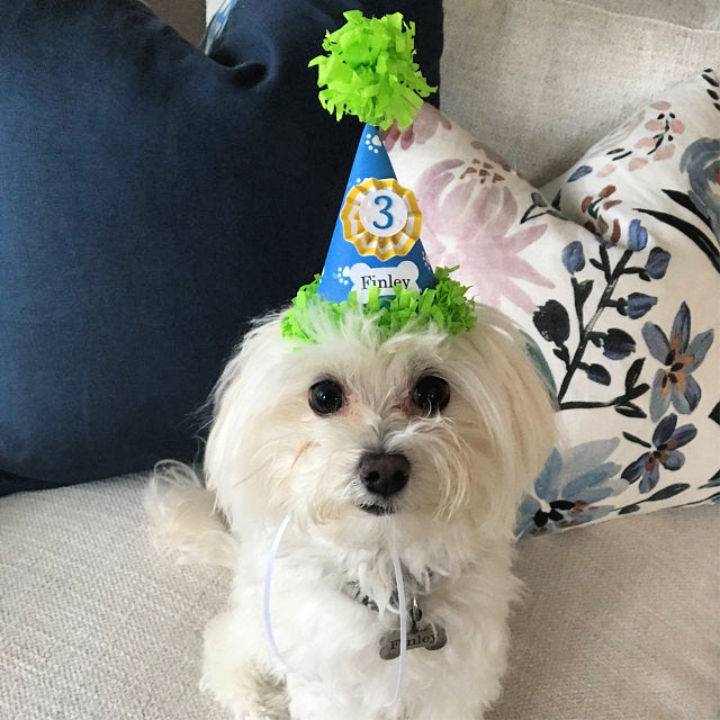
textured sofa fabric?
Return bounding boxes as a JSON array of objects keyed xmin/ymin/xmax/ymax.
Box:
[
  {"xmin": 441, "ymin": 0, "xmax": 720, "ymax": 184},
  {"xmin": 0, "ymin": 477, "xmax": 227, "ymax": 720},
  {"xmin": 492, "ymin": 510, "xmax": 720, "ymax": 720},
  {"xmin": 0, "ymin": 0, "xmax": 442, "ymax": 495},
  {"xmin": 1, "ymin": 476, "xmax": 717, "ymax": 720}
]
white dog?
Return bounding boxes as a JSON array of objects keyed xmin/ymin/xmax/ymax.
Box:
[{"xmin": 148, "ymin": 300, "xmax": 556, "ymax": 720}]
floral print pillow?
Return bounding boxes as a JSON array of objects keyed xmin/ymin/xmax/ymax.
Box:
[{"xmin": 386, "ymin": 70, "xmax": 719, "ymax": 536}]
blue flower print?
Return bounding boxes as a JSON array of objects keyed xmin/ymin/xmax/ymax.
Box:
[
  {"xmin": 600, "ymin": 328, "xmax": 635, "ymax": 360},
  {"xmin": 561, "ymin": 241, "xmax": 585, "ymax": 273},
  {"xmin": 567, "ymin": 165, "xmax": 592, "ymax": 183},
  {"xmin": 627, "ymin": 219, "xmax": 648, "ymax": 251},
  {"xmin": 680, "ymin": 137, "xmax": 720, "ymax": 238},
  {"xmin": 617, "ymin": 292, "xmax": 657, "ymax": 319},
  {"xmin": 621, "ymin": 414, "xmax": 697, "ymax": 493},
  {"xmin": 642, "ymin": 302, "xmax": 714, "ymax": 421},
  {"xmin": 644, "ymin": 247, "xmax": 671, "ymax": 279},
  {"xmin": 516, "ymin": 439, "xmax": 624, "ymax": 537}
]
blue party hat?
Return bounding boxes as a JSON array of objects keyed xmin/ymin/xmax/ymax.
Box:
[
  {"xmin": 317, "ymin": 124, "xmax": 435, "ymax": 303},
  {"xmin": 281, "ymin": 11, "xmax": 476, "ymax": 343}
]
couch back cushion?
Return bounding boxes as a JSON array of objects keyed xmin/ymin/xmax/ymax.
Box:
[
  {"xmin": 441, "ymin": 0, "xmax": 720, "ymax": 183},
  {"xmin": 0, "ymin": 0, "xmax": 442, "ymax": 493}
]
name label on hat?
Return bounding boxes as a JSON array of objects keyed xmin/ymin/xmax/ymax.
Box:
[{"xmin": 345, "ymin": 261, "xmax": 419, "ymax": 303}]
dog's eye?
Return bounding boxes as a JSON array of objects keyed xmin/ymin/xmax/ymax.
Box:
[
  {"xmin": 309, "ymin": 379, "xmax": 344, "ymax": 416},
  {"xmin": 412, "ymin": 375, "xmax": 450, "ymax": 415}
]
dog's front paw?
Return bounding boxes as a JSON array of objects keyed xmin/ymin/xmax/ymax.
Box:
[
  {"xmin": 202, "ymin": 612, "xmax": 290, "ymax": 720},
  {"xmin": 200, "ymin": 671, "xmax": 290, "ymax": 720}
]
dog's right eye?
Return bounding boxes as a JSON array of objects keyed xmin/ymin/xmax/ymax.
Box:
[{"xmin": 309, "ymin": 380, "xmax": 344, "ymax": 416}]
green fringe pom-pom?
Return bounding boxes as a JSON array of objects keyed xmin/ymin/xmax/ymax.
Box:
[
  {"xmin": 280, "ymin": 267, "xmax": 476, "ymax": 343},
  {"xmin": 308, "ymin": 10, "xmax": 436, "ymax": 130}
]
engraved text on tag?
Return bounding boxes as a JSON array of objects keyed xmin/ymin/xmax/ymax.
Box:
[{"xmin": 379, "ymin": 623, "xmax": 448, "ymax": 660}]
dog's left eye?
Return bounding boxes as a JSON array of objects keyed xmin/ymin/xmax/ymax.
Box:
[
  {"xmin": 309, "ymin": 379, "xmax": 344, "ymax": 415},
  {"xmin": 412, "ymin": 375, "xmax": 450, "ymax": 415}
]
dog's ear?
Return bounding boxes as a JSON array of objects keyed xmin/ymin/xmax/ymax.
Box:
[
  {"xmin": 460, "ymin": 306, "xmax": 557, "ymax": 520},
  {"xmin": 203, "ymin": 314, "xmax": 284, "ymax": 526}
]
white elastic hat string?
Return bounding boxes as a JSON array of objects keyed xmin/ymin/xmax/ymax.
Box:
[
  {"xmin": 263, "ymin": 512, "xmax": 292, "ymax": 665},
  {"xmin": 386, "ymin": 541, "xmax": 408, "ymax": 708},
  {"xmin": 262, "ymin": 513, "xmax": 408, "ymax": 708}
]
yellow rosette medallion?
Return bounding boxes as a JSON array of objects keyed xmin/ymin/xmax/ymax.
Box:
[{"xmin": 340, "ymin": 178, "xmax": 422, "ymax": 260}]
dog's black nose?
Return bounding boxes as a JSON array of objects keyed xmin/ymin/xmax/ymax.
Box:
[{"xmin": 358, "ymin": 452, "xmax": 410, "ymax": 498}]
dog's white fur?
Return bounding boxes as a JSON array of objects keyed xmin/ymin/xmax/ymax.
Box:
[{"xmin": 147, "ymin": 302, "xmax": 556, "ymax": 720}]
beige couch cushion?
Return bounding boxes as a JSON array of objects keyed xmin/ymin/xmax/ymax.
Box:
[
  {"xmin": 1, "ymin": 476, "xmax": 717, "ymax": 719},
  {"xmin": 0, "ymin": 477, "xmax": 228, "ymax": 720},
  {"xmin": 441, "ymin": 0, "xmax": 720, "ymax": 184},
  {"xmin": 492, "ymin": 504, "xmax": 720, "ymax": 720}
]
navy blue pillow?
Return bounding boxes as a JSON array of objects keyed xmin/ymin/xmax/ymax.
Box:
[{"xmin": 0, "ymin": 0, "xmax": 442, "ymax": 494}]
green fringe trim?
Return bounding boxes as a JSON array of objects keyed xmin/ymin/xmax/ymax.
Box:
[
  {"xmin": 308, "ymin": 10, "xmax": 436, "ymax": 130},
  {"xmin": 280, "ymin": 267, "xmax": 476, "ymax": 343}
]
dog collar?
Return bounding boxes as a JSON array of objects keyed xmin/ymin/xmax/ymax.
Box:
[
  {"xmin": 343, "ymin": 571, "xmax": 448, "ymax": 660},
  {"xmin": 343, "ymin": 567, "xmax": 434, "ymax": 611}
]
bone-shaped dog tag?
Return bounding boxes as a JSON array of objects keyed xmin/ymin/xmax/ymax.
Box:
[{"xmin": 379, "ymin": 622, "xmax": 448, "ymax": 660}]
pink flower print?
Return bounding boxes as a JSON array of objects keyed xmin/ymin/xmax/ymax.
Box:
[
  {"xmin": 470, "ymin": 141, "xmax": 512, "ymax": 172},
  {"xmin": 450, "ymin": 143, "xmax": 512, "ymax": 185},
  {"xmin": 605, "ymin": 102, "xmax": 683, "ymax": 171},
  {"xmin": 643, "ymin": 107, "xmax": 683, "ymax": 158},
  {"xmin": 629, "ymin": 157, "xmax": 649, "ymax": 172},
  {"xmin": 653, "ymin": 143, "xmax": 675, "ymax": 161},
  {"xmin": 670, "ymin": 119, "xmax": 685, "ymax": 134},
  {"xmin": 598, "ymin": 162, "xmax": 617, "ymax": 177},
  {"xmin": 416, "ymin": 160, "xmax": 554, "ymax": 313},
  {"xmin": 635, "ymin": 136, "xmax": 657, "ymax": 149},
  {"xmin": 381, "ymin": 103, "xmax": 452, "ymax": 151}
]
